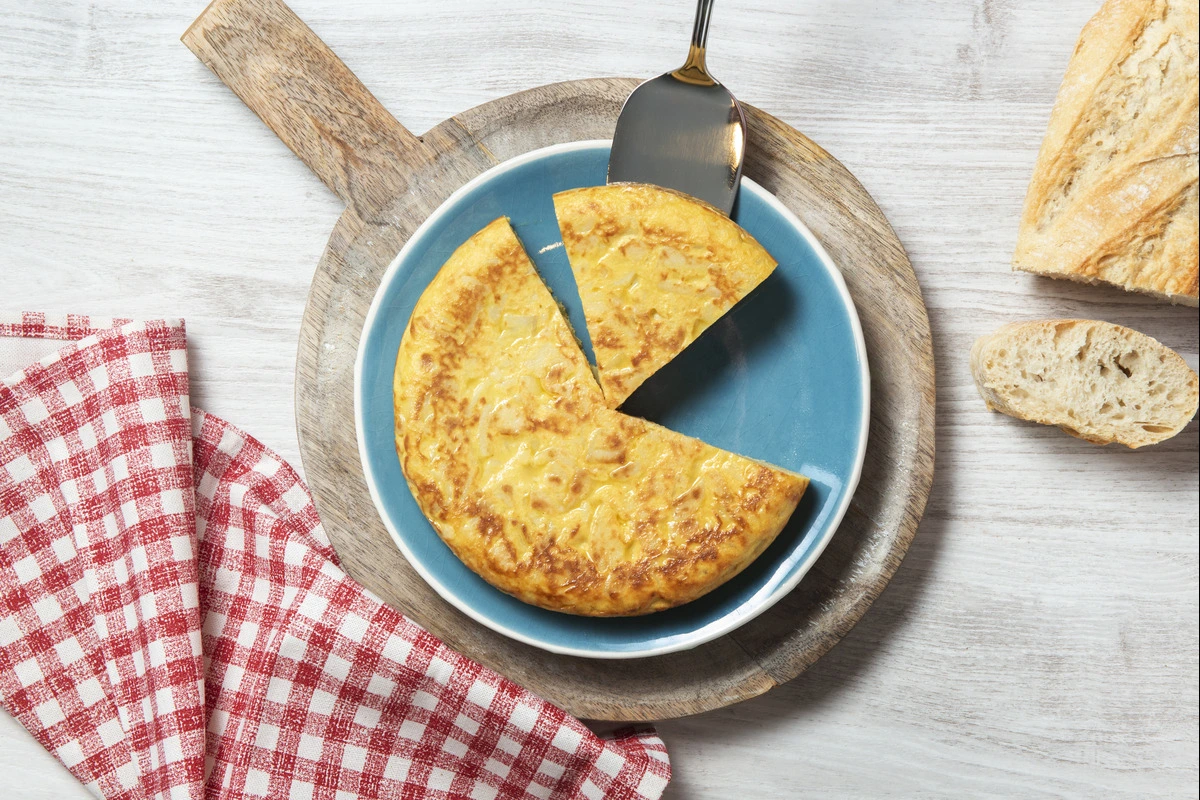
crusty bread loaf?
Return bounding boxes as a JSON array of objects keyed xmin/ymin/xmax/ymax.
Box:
[
  {"xmin": 971, "ymin": 319, "xmax": 1199, "ymax": 448},
  {"xmin": 1013, "ymin": 0, "xmax": 1199, "ymax": 306}
]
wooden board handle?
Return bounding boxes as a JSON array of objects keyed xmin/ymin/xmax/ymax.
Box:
[{"xmin": 183, "ymin": 0, "xmax": 422, "ymax": 220}]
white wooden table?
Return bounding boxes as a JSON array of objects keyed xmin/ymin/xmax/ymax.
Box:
[{"xmin": 2, "ymin": 1, "xmax": 1197, "ymax": 796}]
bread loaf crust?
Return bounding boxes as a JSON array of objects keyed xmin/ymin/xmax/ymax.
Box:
[{"xmin": 1014, "ymin": 0, "xmax": 1199, "ymax": 306}]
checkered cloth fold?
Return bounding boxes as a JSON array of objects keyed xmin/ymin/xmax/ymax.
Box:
[{"xmin": 0, "ymin": 313, "xmax": 669, "ymax": 800}]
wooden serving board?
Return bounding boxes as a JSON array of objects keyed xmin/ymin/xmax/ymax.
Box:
[{"xmin": 184, "ymin": 0, "xmax": 935, "ymax": 721}]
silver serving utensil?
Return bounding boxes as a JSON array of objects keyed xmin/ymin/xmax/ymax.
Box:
[{"xmin": 608, "ymin": 0, "xmax": 747, "ymax": 215}]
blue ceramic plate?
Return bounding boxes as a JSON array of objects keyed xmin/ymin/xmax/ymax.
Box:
[{"xmin": 355, "ymin": 141, "xmax": 868, "ymax": 659}]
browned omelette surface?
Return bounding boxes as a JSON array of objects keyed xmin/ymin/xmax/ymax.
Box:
[
  {"xmin": 554, "ymin": 184, "xmax": 778, "ymax": 407},
  {"xmin": 393, "ymin": 218, "xmax": 807, "ymax": 616}
]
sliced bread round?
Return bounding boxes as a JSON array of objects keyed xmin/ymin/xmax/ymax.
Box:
[{"xmin": 970, "ymin": 319, "xmax": 1199, "ymax": 448}]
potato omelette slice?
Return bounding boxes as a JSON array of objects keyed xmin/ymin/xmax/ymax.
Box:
[
  {"xmin": 553, "ymin": 183, "xmax": 777, "ymax": 407},
  {"xmin": 394, "ymin": 217, "xmax": 807, "ymax": 616}
]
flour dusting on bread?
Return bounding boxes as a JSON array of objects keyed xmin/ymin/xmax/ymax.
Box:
[{"xmin": 1014, "ymin": 0, "xmax": 1199, "ymax": 305}]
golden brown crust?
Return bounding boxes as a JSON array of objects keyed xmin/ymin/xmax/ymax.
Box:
[
  {"xmin": 554, "ymin": 183, "xmax": 779, "ymax": 407},
  {"xmin": 393, "ymin": 218, "xmax": 807, "ymax": 616},
  {"xmin": 1014, "ymin": 0, "xmax": 1199, "ymax": 306}
]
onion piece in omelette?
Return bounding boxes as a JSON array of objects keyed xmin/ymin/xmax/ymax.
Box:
[
  {"xmin": 554, "ymin": 183, "xmax": 777, "ymax": 408},
  {"xmin": 393, "ymin": 217, "xmax": 807, "ymax": 616}
]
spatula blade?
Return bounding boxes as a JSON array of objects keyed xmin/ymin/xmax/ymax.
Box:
[{"xmin": 607, "ymin": 73, "xmax": 746, "ymax": 216}]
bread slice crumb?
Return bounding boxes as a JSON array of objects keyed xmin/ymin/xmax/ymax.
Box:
[{"xmin": 970, "ymin": 319, "xmax": 1199, "ymax": 448}]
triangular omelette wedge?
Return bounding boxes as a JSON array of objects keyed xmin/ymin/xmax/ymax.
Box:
[
  {"xmin": 1013, "ymin": 0, "xmax": 1198, "ymax": 306},
  {"xmin": 553, "ymin": 184, "xmax": 778, "ymax": 407},
  {"xmin": 394, "ymin": 217, "xmax": 807, "ymax": 616}
]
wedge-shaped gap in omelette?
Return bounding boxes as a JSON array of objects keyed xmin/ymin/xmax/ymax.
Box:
[
  {"xmin": 621, "ymin": 267, "xmax": 797, "ymax": 428},
  {"xmin": 394, "ymin": 217, "xmax": 808, "ymax": 616},
  {"xmin": 553, "ymin": 183, "xmax": 780, "ymax": 408}
]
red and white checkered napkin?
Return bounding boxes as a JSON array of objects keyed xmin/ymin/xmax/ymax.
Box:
[{"xmin": 0, "ymin": 313, "xmax": 669, "ymax": 800}]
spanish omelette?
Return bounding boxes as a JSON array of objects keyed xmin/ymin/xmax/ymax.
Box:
[
  {"xmin": 393, "ymin": 217, "xmax": 808, "ymax": 616},
  {"xmin": 553, "ymin": 183, "xmax": 778, "ymax": 407}
]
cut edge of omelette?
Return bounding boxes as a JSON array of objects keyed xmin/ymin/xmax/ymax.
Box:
[
  {"xmin": 393, "ymin": 216, "xmax": 808, "ymax": 616},
  {"xmin": 553, "ymin": 183, "xmax": 779, "ymax": 408}
]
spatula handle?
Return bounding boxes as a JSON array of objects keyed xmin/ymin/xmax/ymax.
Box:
[
  {"xmin": 690, "ymin": 0, "xmax": 715, "ymax": 53},
  {"xmin": 676, "ymin": 0, "xmax": 716, "ymax": 84},
  {"xmin": 182, "ymin": 0, "xmax": 423, "ymax": 221}
]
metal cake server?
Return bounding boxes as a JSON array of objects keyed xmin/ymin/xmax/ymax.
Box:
[{"xmin": 608, "ymin": 0, "xmax": 747, "ymax": 216}]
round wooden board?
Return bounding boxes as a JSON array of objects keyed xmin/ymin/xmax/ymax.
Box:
[{"xmin": 185, "ymin": 0, "xmax": 935, "ymax": 721}]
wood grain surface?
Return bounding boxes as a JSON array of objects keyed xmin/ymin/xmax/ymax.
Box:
[
  {"xmin": 181, "ymin": 0, "xmax": 935, "ymax": 721},
  {"xmin": 182, "ymin": 0, "xmax": 418, "ymax": 219},
  {"xmin": 2, "ymin": 0, "xmax": 1196, "ymax": 796}
]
